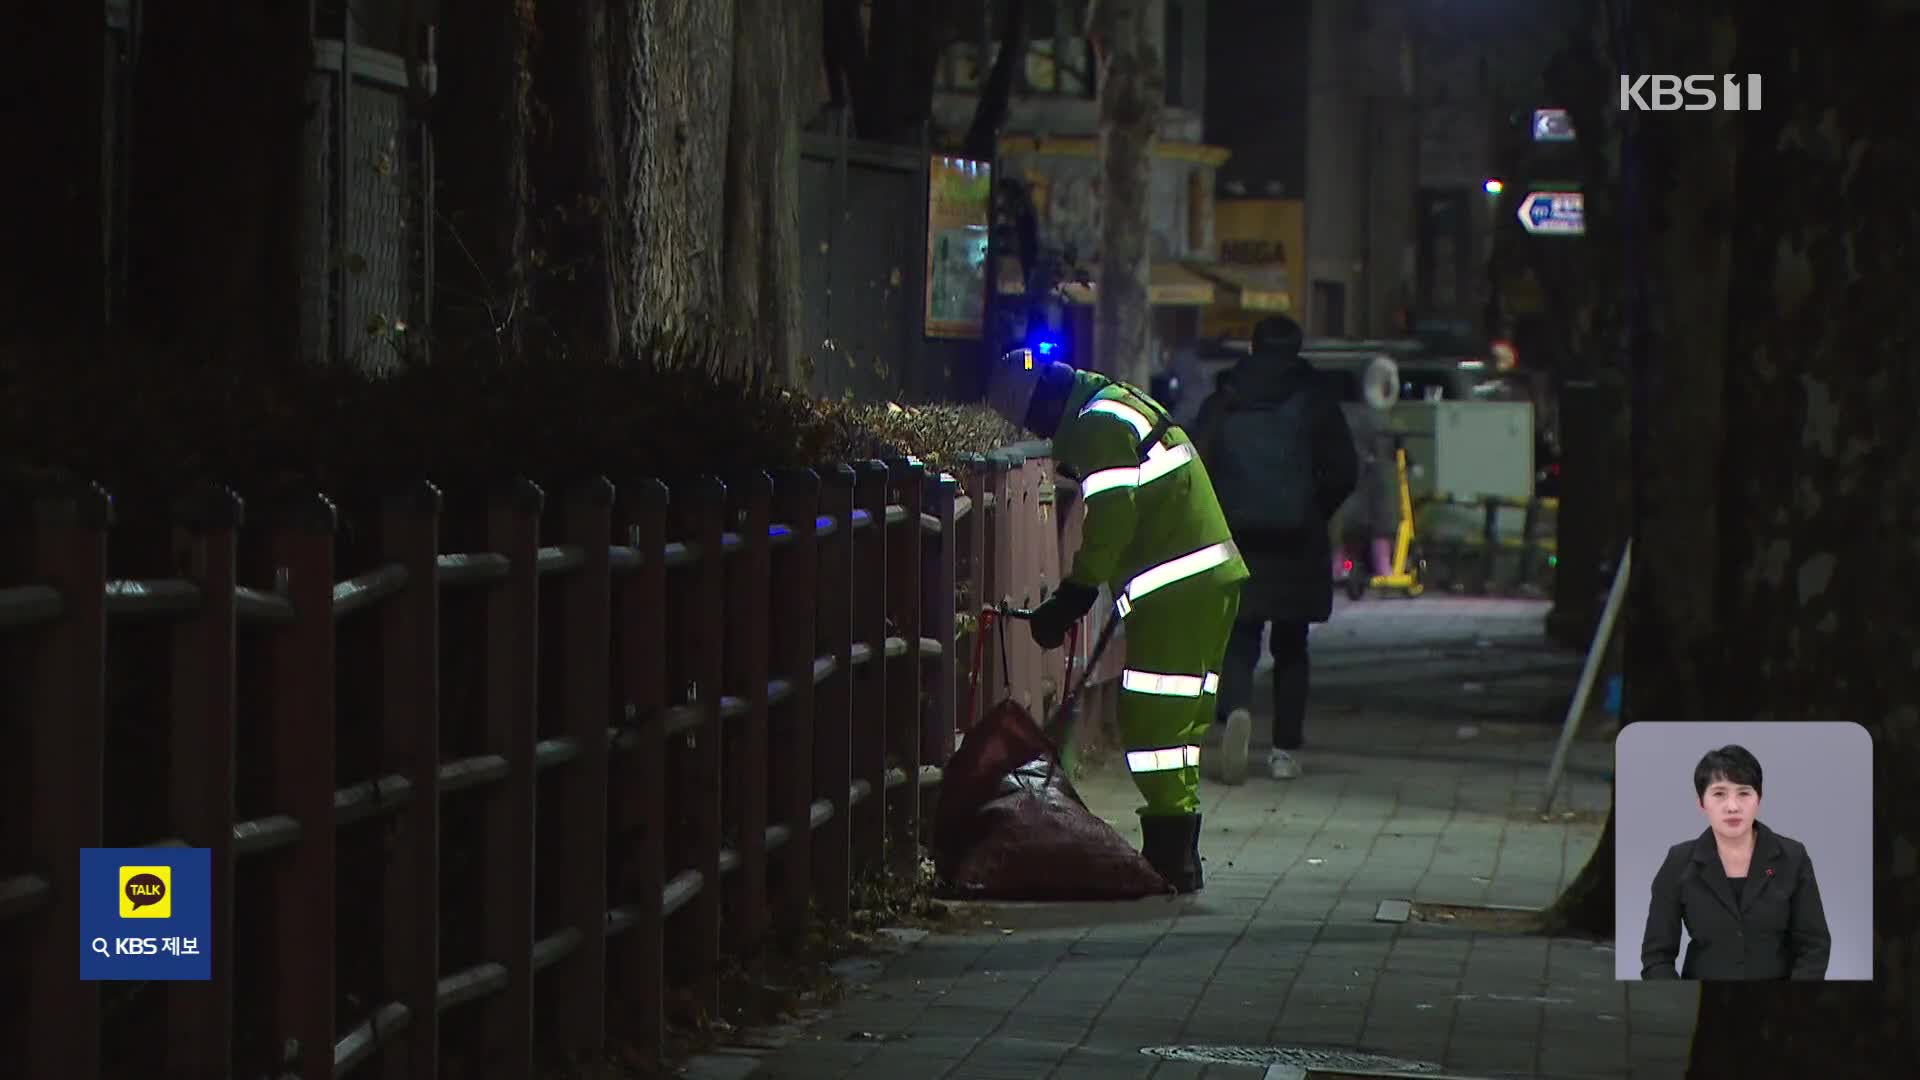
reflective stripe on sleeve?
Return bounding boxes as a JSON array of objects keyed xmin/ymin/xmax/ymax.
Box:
[{"xmin": 1114, "ymin": 540, "xmax": 1240, "ymax": 618}]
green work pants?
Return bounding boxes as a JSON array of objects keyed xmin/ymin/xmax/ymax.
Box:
[{"xmin": 1115, "ymin": 574, "xmax": 1242, "ymax": 817}]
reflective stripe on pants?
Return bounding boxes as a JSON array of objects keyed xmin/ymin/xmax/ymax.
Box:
[{"xmin": 1126, "ymin": 744, "xmax": 1201, "ymax": 773}]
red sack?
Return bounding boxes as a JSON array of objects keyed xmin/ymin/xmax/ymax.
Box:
[{"xmin": 933, "ymin": 699, "xmax": 1172, "ymax": 901}]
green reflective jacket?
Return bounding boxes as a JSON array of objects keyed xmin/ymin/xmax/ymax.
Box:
[{"xmin": 1049, "ymin": 370, "xmax": 1250, "ymax": 599}]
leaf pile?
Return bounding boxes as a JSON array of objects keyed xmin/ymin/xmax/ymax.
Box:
[{"xmin": 0, "ymin": 340, "xmax": 1018, "ymax": 524}]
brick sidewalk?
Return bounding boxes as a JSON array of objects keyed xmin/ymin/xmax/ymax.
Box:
[{"xmin": 690, "ymin": 598, "xmax": 1697, "ymax": 1080}]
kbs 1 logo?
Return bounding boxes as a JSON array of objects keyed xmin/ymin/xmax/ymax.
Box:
[{"xmin": 1618, "ymin": 75, "xmax": 1763, "ymax": 112}]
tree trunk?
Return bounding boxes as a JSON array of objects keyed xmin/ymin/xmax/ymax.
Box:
[
  {"xmin": 720, "ymin": 0, "xmax": 810, "ymax": 381},
  {"xmin": 1087, "ymin": 0, "xmax": 1163, "ymax": 385},
  {"xmin": 528, "ymin": 0, "xmax": 620, "ymax": 364},
  {"xmin": 1, "ymin": 4, "xmax": 107, "ymax": 363},
  {"xmin": 604, "ymin": 0, "xmax": 735, "ymax": 350},
  {"xmin": 1622, "ymin": 6, "xmax": 1738, "ymax": 729},
  {"xmin": 433, "ymin": 0, "xmax": 534, "ymax": 365},
  {"xmin": 964, "ymin": 0, "xmax": 1030, "ymax": 162},
  {"xmin": 1543, "ymin": 799, "xmax": 1615, "ymax": 937},
  {"xmin": 1684, "ymin": 2, "xmax": 1920, "ymax": 1073},
  {"xmin": 121, "ymin": 3, "xmax": 310, "ymax": 369}
]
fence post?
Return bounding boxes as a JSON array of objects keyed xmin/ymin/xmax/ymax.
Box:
[
  {"xmin": 673, "ymin": 476, "xmax": 727, "ymax": 1024},
  {"xmin": 552, "ymin": 478, "xmax": 613, "ymax": 1061},
  {"xmin": 165, "ymin": 483, "xmax": 242, "ymax": 1077},
  {"xmin": 14, "ymin": 475, "xmax": 110, "ymax": 1080},
  {"xmin": 770, "ymin": 469, "xmax": 821, "ymax": 934},
  {"xmin": 481, "ymin": 478, "xmax": 542, "ymax": 1077},
  {"xmin": 881, "ymin": 457, "xmax": 924, "ymax": 878},
  {"xmin": 608, "ymin": 478, "xmax": 669, "ymax": 1056},
  {"xmin": 262, "ymin": 492, "xmax": 339, "ymax": 1080},
  {"xmin": 809, "ymin": 465, "xmax": 856, "ymax": 922},
  {"xmin": 921, "ymin": 469, "xmax": 958, "ymax": 766},
  {"xmin": 981, "ymin": 453, "xmax": 1014, "ymax": 704},
  {"xmin": 847, "ymin": 462, "xmax": 889, "ymax": 881},
  {"xmin": 955, "ymin": 455, "xmax": 989, "ymax": 733},
  {"xmin": 378, "ymin": 480, "xmax": 443, "ymax": 1080},
  {"xmin": 723, "ymin": 471, "xmax": 772, "ymax": 953},
  {"xmin": 999, "ymin": 451, "xmax": 1040, "ymax": 709}
]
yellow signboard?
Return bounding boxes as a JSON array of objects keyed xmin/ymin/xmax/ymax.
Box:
[
  {"xmin": 1201, "ymin": 198, "xmax": 1306, "ymax": 339},
  {"xmin": 925, "ymin": 155, "xmax": 993, "ymax": 340}
]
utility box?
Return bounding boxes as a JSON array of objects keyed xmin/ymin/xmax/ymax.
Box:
[{"xmin": 1389, "ymin": 401, "xmax": 1535, "ymax": 502}]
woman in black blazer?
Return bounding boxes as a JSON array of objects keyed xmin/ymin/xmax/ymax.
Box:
[{"xmin": 1639, "ymin": 745, "xmax": 1831, "ymax": 980}]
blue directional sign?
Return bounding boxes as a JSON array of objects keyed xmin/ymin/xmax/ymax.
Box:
[{"xmin": 1518, "ymin": 191, "xmax": 1585, "ymax": 236}]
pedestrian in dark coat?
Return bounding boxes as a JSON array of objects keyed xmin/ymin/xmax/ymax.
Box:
[{"xmin": 1190, "ymin": 315, "xmax": 1358, "ymax": 781}]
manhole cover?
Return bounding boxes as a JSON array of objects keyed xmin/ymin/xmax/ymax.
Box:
[{"xmin": 1139, "ymin": 1045, "xmax": 1442, "ymax": 1071}]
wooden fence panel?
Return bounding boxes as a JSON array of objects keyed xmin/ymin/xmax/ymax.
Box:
[
  {"xmin": 166, "ymin": 485, "xmax": 242, "ymax": 1077},
  {"xmin": 810, "ymin": 466, "xmax": 856, "ymax": 921},
  {"xmin": 771, "ymin": 469, "xmax": 821, "ymax": 932},
  {"xmin": 10, "ymin": 476, "xmax": 111, "ymax": 1080},
  {"xmin": 551, "ymin": 479, "xmax": 614, "ymax": 1059},
  {"xmin": 263, "ymin": 493, "xmax": 339, "ymax": 1079},
  {"xmin": 881, "ymin": 458, "xmax": 923, "ymax": 874},
  {"xmin": 671, "ymin": 477, "xmax": 727, "ymax": 1022},
  {"xmin": 957, "ymin": 457, "xmax": 989, "ymax": 733},
  {"xmin": 847, "ymin": 462, "xmax": 890, "ymax": 879},
  {"xmin": 724, "ymin": 471, "xmax": 773, "ymax": 953},
  {"xmin": 479, "ymin": 480, "xmax": 543, "ymax": 1077},
  {"xmin": 607, "ymin": 479, "xmax": 670, "ymax": 1053},
  {"xmin": 921, "ymin": 469, "xmax": 958, "ymax": 766},
  {"xmin": 377, "ymin": 481, "xmax": 444, "ymax": 1080},
  {"xmin": 1, "ymin": 440, "xmax": 1105, "ymax": 1078}
]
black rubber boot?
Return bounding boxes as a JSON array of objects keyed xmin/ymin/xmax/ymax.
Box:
[{"xmin": 1141, "ymin": 813, "xmax": 1205, "ymax": 893}]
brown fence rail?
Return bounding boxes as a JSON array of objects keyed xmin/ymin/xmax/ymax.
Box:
[{"xmin": 0, "ymin": 447, "xmax": 1111, "ymax": 1079}]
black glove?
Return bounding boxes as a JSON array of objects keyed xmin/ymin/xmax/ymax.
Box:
[{"xmin": 1028, "ymin": 581, "xmax": 1099, "ymax": 650}]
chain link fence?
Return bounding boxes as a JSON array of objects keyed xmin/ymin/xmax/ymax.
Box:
[{"xmin": 303, "ymin": 23, "xmax": 437, "ymax": 373}]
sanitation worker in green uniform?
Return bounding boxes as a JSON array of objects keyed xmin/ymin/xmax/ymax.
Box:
[{"xmin": 986, "ymin": 347, "xmax": 1248, "ymax": 892}]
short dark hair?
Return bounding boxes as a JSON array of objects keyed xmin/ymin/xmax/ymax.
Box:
[{"xmin": 1693, "ymin": 745, "xmax": 1763, "ymax": 800}]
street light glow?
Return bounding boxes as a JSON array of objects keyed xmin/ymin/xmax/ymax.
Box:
[{"xmin": 1483, "ymin": 178, "xmax": 1505, "ymax": 195}]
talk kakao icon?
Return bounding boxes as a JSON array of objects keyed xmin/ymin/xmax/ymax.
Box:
[{"xmin": 119, "ymin": 865, "xmax": 172, "ymax": 918}]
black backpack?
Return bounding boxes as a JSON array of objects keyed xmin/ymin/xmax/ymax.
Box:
[{"xmin": 1205, "ymin": 384, "xmax": 1319, "ymax": 537}]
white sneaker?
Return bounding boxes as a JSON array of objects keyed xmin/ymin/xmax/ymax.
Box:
[
  {"xmin": 1214, "ymin": 709, "xmax": 1252, "ymax": 785},
  {"xmin": 1267, "ymin": 749, "xmax": 1302, "ymax": 780}
]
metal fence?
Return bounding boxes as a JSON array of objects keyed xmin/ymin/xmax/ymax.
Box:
[
  {"xmin": 94, "ymin": 4, "xmax": 437, "ymax": 372},
  {"xmin": 302, "ymin": 18, "xmax": 437, "ymax": 373},
  {"xmin": 798, "ymin": 129, "xmax": 983, "ymax": 404},
  {"xmin": 0, "ymin": 447, "xmax": 1113, "ymax": 1078}
]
